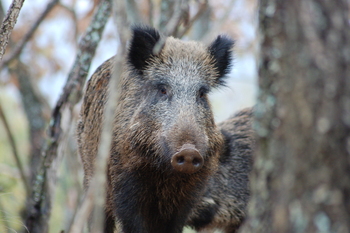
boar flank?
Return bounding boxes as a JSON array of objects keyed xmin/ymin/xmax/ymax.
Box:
[{"xmin": 187, "ymin": 108, "xmax": 254, "ymax": 233}]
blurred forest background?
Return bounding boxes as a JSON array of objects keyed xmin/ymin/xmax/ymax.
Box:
[{"xmin": 0, "ymin": 0, "xmax": 258, "ymax": 232}]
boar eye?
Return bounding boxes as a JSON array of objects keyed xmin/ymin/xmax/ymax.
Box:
[
  {"xmin": 157, "ymin": 85, "xmax": 168, "ymax": 97},
  {"xmin": 160, "ymin": 87, "xmax": 167, "ymax": 95},
  {"xmin": 198, "ymin": 87, "xmax": 208, "ymax": 99},
  {"xmin": 199, "ymin": 90, "xmax": 205, "ymax": 98}
]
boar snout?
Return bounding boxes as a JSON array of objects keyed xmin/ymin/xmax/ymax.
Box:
[{"xmin": 171, "ymin": 144, "xmax": 204, "ymax": 174}]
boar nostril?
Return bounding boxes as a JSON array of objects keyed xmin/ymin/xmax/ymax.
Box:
[
  {"xmin": 171, "ymin": 144, "xmax": 204, "ymax": 174},
  {"xmin": 176, "ymin": 156, "xmax": 185, "ymax": 164},
  {"xmin": 192, "ymin": 158, "xmax": 201, "ymax": 166}
]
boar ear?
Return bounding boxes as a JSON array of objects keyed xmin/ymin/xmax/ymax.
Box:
[
  {"xmin": 128, "ymin": 26, "xmax": 161, "ymax": 72},
  {"xmin": 208, "ymin": 35, "xmax": 234, "ymax": 85}
]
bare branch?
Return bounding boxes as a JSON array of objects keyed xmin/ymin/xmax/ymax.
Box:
[
  {"xmin": 90, "ymin": 0, "xmax": 130, "ymax": 232},
  {"xmin": 164, "ymin": 0, "xmax": 188, "ymax": 36},
  {"xmin": 1, "ymin": 0, "xmax": 59, "ymax": 68},
  {"xmin": 153, "ymin": 0, "xmax": 188, "ymax": 54},
  {"xmin": 202, "ymin": 0, "xmax": 236, "ymax": 43},
  {"xmin": 0, "ymin": 100, "xmax": 30, "ymax": 196},
  {"xmin": 114, "ymin": 0, "xmax": 130, "ymax": 47},
  {"xmin": 67, "ymin": 188, "xmax": 95, "ymax": 233},
  {"xmin": 148, "ymin": 0, "xmax": 154, "ymax": 26},
  {"xmin": 125, "ymin": 0, "xmax": 141, "ymax": 24},
  {"xmin": 0, "ymin": 0, "xmax": 25, "ymax": 60},
  {"xmin": 58, "ymin": 2, "xmax": 79, "ymax": 44},
  {"xmin": 23, "ymin": 0, "xmax": 112, "ymax": 232},
  {"xmin": 8, "ymin": 61, "xmax": 50, "ymax": 184},
  {"xmin": 68, "ymin": 0, "xmax": 129, "ymax": 230},
  {"xmin": 159, "ymin": 0, "xmax": 176, "ymax": 31},
  {"xmin": 177, "ymin": 0, "xmax": 209, "ymax": 38}
]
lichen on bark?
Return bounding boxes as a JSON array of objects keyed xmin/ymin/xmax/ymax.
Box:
[{"xmin": 240, "ymin": 1, "xmax": 350, "ymax": 232}]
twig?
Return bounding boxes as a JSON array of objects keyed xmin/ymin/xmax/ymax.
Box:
[
  {"xmin": 148, "ymin": 0, "xmax": 154, "ymax": 26},
  {"xmin": 67, "ymin": 186, "xmax": 95, "ymax": 233},
  {"xmin": 1, "ymin": 0, "xmax": 59, "ymax": 67},
  {"xmin": 23, "ymin": 0, "xmax": 112, "ymax": 232},
  {"xmin": 58, "ymin": 2, "xmax": 79, "ymax": 43},
  {"xmin": 177, "ymin": 0, "xmax": 209, "ymax": 38},
  {"xmin": 0, "ymin": 100, "xmax": 30, "ymax": 196},
  {"xmin": 125, "ymin": 0, "xmax": 141, "ymax": 24},
  {"xmin": 0, "ymin": 0, "xmax": 25, "ymax": 60},
  {"xmin": 159, "ymin": 0, "xmax": 174, "ymax": 30},
  {"xmin": 202, "ymin": 0, "xmax": 236, "ymax": 43},
  {"xmin": 153, "ymin": 0, "xmax": 188, "ymax": 54},
  {"xmin": 164, "ymin": 0, "xmax": 188, "ymax": 36}
]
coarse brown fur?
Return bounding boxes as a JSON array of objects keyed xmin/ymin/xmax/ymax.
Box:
[
  {"xmin": 77, "ymin": 26, "xmax": 234, "ymax": 233},
  {"xmin": 186, "ymin": 108, "xmax": 255, "ymax": 233}
]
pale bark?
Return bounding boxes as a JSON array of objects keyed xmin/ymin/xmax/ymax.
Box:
[
  {"xmin": 23, "ymin": 0, "xmax": 112, "ymax": 232},
  {"xmin": 89, "ymin": 0, "xmax": 129, "ymax": 231},
  {"xmin": 0, "ymin": 0, "xmax": 25, "ymax": 60},
  {"xmin": 240, "ymin": 0, "xmax": 350, "ymax": 232},
  {"xmin": 1, "ymin": 0, "xmax": 59, "ymax": 67},
  {"xmin": 8, "ymin": 61, "xmax": 50, "ymax": 187}
]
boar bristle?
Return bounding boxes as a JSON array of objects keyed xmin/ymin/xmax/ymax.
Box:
[
  {"xmin": 128, "ymin": 26, "xmax": 161, "ymax": 73},
  {"xmin": 208, "ymin": 35, "xmax": 234, "ymax": 86},
  {"xmin": 77, "ymin": 25, "xmax": 252, "ymax": 233}
]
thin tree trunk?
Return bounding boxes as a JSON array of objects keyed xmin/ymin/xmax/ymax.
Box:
[
  {"xmin": 0, "ymin": 0, "xmax": 25, "ymax": 60},
  {"xmin": 8, "ymin": 61, "xmax": 50, "ymax": 185},
  {"xmin": 23, "ymin": 0, "xmax": 112, "ymax": 232},
  {"xmin": 240, "ymin": 0, "xmax": 350, "ymax": 232}
]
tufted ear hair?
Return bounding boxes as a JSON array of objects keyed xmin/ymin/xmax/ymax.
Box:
[
  {"xmin": 208, "ymin": 35, "xmax": 234, "ymax": 86},
  {"xmin": 128, "ymin": 26, "xmax": 161, "ymax": 73}
]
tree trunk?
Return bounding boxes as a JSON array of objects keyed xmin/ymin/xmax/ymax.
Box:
[
  {"xmin": 22, "ymin": 0, "xmax": 111, "ymax": 232},
  {"xmin": 8, "ymin": 61, "xmax": 50, "ymax": 184},
  {"xmin": 240, "ymin": 0, "xmax": 350, "ymax": 232}
]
